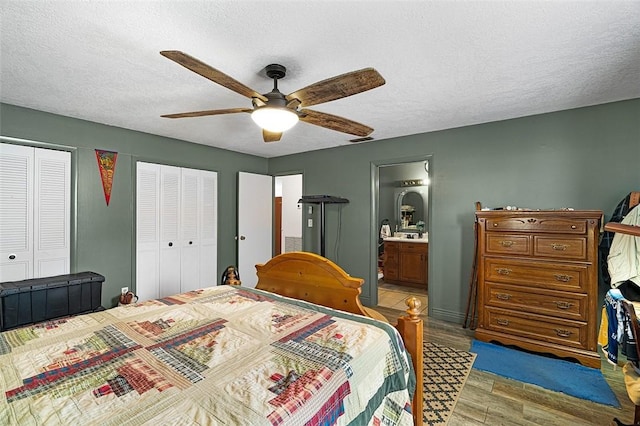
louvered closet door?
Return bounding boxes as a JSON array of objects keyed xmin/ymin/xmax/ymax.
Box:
[
  {"xmin": 33, "ymin": 148, "xmax": 70, "ymax": 277},
  {"xmin": 136, "ymin": 162, "xmax": 160, "ymax": 301},
  {"xmin": 0, "ymin": 143, "xmax": 70, "ymax": 282},
  {"xmin": 0, "ymin": 143, "xmax": 34, "ymax": 281},
  {"xmin": 136, "ymin": 162, "xmax": 218, "ymax": 300},
  {"xmin": 159, "ymin": 165, "xmax": 181, "ymax": 298},
  {"xmin": 180, "ymin": 169, "xmax": 218, "ymax": 292},
  {"xmin": 199, "ymin": 170, "xmax": 217, "ymax": 289},
  {"xmin": 180, "ymin": 168, "xmax": 200, "ymax": 291}
]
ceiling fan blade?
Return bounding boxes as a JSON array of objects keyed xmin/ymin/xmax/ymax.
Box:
[
  {"xmin": 160, "ymin": 51, "xmax": 268, "ymax": 102},
  {"xmin": 287, "ymin": 68, "xmax": 385, "ymax": 107},
  {"xmin": 262, "ymin": 130, "xmax": 283, "ymax": 143},
  {"xmin": 161, "ymin": 108, "xmax": 252, "ymax": 119},
  {"xmin": 299, "ymin": 109, "xmax": 373, "ymax": 137}
]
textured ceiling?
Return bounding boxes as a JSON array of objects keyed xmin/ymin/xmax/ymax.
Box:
[{"xmin": 1, "ymin": 1, "xmax": 639, "ymax": 158}]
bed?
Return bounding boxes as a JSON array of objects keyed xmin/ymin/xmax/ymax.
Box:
[{"xmin": 0, "ymin": 252, "xmax": 423, "ymax": 426}]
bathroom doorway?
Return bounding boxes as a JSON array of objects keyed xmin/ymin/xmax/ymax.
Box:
[
  {"xmin": 274, "ymin": 174, "xmax": 303, "ymax": 255},
  {"xmin": 374, "ymin": 158, "xmax": 430, "ymax": 315}
]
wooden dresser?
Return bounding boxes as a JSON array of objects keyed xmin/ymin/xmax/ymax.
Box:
[
  {"xmin": 474, "ymin": 210, "xmax": 602, "ymax": 368},
  {"xmin": 383, "ymin": 240, "xmax": 428, "ymax": 289}
]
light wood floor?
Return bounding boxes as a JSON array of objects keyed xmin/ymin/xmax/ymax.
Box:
[{"xmin": 376, "ymin": 284, "xmax": 635, "ymax": 426}]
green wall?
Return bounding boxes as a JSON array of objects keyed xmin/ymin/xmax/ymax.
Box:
[
  {"xmin": 268, "ymin": 99, "xmax": 640, "ymax": 322},
  {"xmin": 2, "ymin": 100, "xmax": 639, "ymax": 320},
  {"xmin": 1, "ymin": 103, "xmax": 268, "ymax": 308}
]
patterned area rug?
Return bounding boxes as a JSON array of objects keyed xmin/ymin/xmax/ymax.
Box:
[{"xmin": 422, "ymin": 341, "xmax": 476, "ymax": 425}]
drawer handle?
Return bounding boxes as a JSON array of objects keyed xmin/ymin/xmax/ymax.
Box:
[
  {"xmin": 496, "ymin": 293, "xmax": 511, "ymax": 301},
  {"xmin": 500, "ymin": 240, "xmax": 514, "ymax": 247},
  {"xmin": 527, "ymin": 218, "xmax": 537, "ymax": 223},
  {"xmin": 571, "ymin": 225, "xmax": 577, "ymax": 229},
  {"xmin": 496, "ymin": 319, "xmax": 510, "ymax": 326},
  {"xmin": 554, "ymin": 329, "xmax": 572, "ymax": 338},
  {"xmin": 496, "ymin": 268, "xmax": 512, "ymax": 275},
  {"xmin": 8, "ymin": 254, "xmax": 16, "ymax": 260},
  {"xmin": 554, "ymin": 274, "xmax": 572, "ymax": 282},
  {"xmin": 555, "ymin": 301, "xmax": 574, "ymax": 310},
  {"xmin": 551, "ymin": 243, "xmax": 568, "ymax": 251}
]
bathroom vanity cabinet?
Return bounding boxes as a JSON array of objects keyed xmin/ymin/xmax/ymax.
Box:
[{"xmin": 383, "ymin": 240, "xmax": 428, "ymax": 288}]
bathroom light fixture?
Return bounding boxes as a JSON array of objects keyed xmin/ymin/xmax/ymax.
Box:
[
  {"xmin": 424, "ymin": 161, "xmax": 431, "ymax": 185},
  {"xmin": 251, "ymin": 106, "xmax": 299, "ymax": 133}
]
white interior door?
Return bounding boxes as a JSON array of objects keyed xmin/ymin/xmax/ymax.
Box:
[{"xmin": 238, "ymin": 172, "xmax": 272, "ymax": 288}]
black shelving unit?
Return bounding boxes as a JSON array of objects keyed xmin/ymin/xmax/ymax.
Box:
[{"xmin": 298, "ymin": 195, "xmax": 349, "ymax": 257}]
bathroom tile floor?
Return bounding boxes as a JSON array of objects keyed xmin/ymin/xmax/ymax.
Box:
[{"xmin": 377, "ymin": 280, "xmax": 427, "ymax": 314}]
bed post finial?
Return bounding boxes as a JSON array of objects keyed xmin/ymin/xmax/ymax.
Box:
[{"xmin": 405, "ymin": 297, "xmax": 421, "ymax": 319}]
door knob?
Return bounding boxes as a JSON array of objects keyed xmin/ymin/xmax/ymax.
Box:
[{"xmin": 240, "ymin": 235, "xmax": 246, "ymax": 240}]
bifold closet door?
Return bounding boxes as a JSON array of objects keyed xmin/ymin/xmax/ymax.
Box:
[
  {"xmin": 136, "ymin": 162, "xmax": 217, "ymax": 300},
  {"xmin": 198, "ymin": 171, "xmax": 217, "ymax": 289},
  {"xmin": 158, "ymin": 165, "xmax": 181, "ymax": 298},
  {"xmin": 0, "ymin": 143, "xmax": 70, "ymax": 282},
  {"xmin": 136, "ymin": 162, "xmax": 160, "ymax": 302},
  {"xmin": 33, "ymin": 148, "xmax": 71, "ymax": 277},
  {"xmin": 179, "ymin": 168, "xmax": 200, "ymax": 291}
]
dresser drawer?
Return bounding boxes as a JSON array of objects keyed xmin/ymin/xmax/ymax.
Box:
[
  {"xmin": 534, "ymin": 236, "xmax": 587, "ymax": 260},
  {"xmin": 485, "ymin": 234, "xmax": 530, "ymax": 256},
  {"xmin": 484, "ymin": 307, "xmax": 588, "ymax": 349},
  {"xmin": 485, "ymin": 216, "xmax": 588, "ymax": 234},
  {"xmin": 484, "ymin": 258, "xmax": 588, "ymax": 292},
  {"xmin": 485, "ymin": 283, "xmax": 587, "ymax": 321}
]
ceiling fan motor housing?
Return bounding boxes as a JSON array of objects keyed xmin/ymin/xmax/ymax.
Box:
[
  {"xmin": 260, "ymin": 64, "xmax": 292, "ymax": 109},
  {"xmin": 265, "ymin": 64, "xmax": 287, "ymax": 80}
]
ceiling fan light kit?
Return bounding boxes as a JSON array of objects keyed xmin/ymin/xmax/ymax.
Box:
[
  {"xmin": 160, "ymin": 51, "xmax": 385, "ymax": 143},
  {"xmin": 251, "ymin": 106, "xmax": 299, "ymax": 132}
]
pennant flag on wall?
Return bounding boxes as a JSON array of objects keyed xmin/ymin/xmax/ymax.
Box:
[{"xmin": 95, "ymin": 149, "xmax": 118, "ymax": 205}]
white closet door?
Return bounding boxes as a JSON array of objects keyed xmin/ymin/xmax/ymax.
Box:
[
  {"xmin": 33, "ymin": 148, "xmax": 70, "ymax": 277},
  {"xmin": 136, "ymin": 162, "xmax": 218, "ymax": 299},
  {"xmin": 159, "ymin": 165, "xmax": 181, "ymax": 298},
  {"xmin": 180, "ymin": 168, "xmax": 200, "ymax": 291},
  {"xmin": 136, "ymin": 162, "xmax": 161, "ymax": 301},
  {"xmin": 198, "ymin": 170, "xmax": 217, "ymax": 289},
  {"xmin": 0, "ymin": 143, "xmax": 34, "ymax": 281}
]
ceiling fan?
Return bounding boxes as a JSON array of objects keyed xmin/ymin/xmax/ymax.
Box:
[{"xmin": 160, "ymin": 51, "xmax": 386, "ymax": 143}]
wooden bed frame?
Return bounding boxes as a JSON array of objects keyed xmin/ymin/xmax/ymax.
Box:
[{"xmin": 256, "ymin": 251, "xmax": 424, "ymax": 426}]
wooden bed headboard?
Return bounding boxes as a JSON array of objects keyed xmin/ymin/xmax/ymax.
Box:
[{"xmin": 255, "ymin": 251, "xmax": 368, "ymax": 316}]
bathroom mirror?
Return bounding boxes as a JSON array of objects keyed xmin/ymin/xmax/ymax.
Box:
[{"xmin": 395, "ymin": 187, "xmax": 428, "ymax": 232}]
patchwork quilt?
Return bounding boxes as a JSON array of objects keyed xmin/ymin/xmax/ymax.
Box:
[{"xmin": 0, "ymin": 286, "xmax": 414, "ymax": 425}]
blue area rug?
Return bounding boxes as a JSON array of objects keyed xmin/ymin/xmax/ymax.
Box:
[{"xmin": 470, "ymin": 340, "xmax": 620, "ymax": 407}]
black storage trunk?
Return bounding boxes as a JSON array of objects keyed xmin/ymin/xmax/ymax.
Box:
[{"xmin": 0, "ymin": 272, "xmax": 105, "ymax": 331}]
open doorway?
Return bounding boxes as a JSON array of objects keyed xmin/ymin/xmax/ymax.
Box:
[
  {"xmin": 374, "ymin": 160, "xmax": 430, "ymax": 315},
  {"xmin": 274, "ymin": 174, "xmax": 303, "ymax": 255}
]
